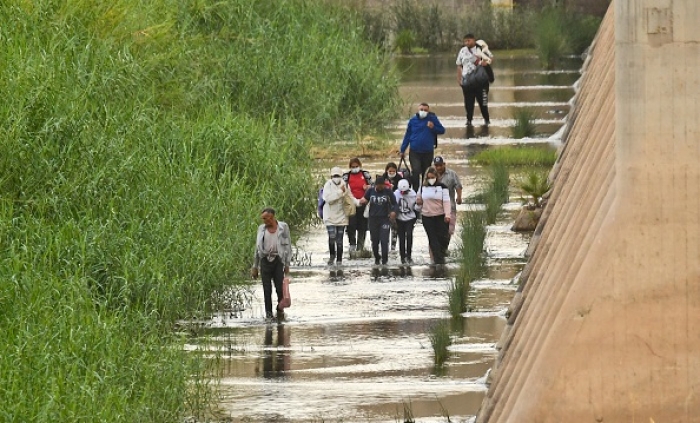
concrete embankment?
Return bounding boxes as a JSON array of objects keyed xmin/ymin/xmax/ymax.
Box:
[{"xmin": 477, "ymin": 1, "xmax": 700, "ymax": 421}]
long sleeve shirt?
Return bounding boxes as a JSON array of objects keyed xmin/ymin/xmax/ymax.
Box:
[
  {"xmin": 400, "ymin": 113, "xmax": 445, "ymax": 154},
  {"xmin": 417, "ymin": 184, "xmax": 451, "ymax": 217}
]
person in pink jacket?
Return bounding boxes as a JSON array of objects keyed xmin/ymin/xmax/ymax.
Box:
[{"xmin": 416, "ymin": 167, "xmax": 451, "ymax": 265}]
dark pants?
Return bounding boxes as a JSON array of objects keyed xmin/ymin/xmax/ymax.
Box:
[
  {"xmin": 422, "ymin": 215, "xmax": 449, "ymax": 264},
  {"xmin": 408, "ymin": 151, "xmax": 435, "ymax": 191},
  {"xmin": 326, "ymin": 225, "xmax": 345, "ymax": 262},
  {"xmin": 260, "ymin": 256, "xmax": 284, "ymax": 317},
  {"xmin": 462, "ymin": 84, "xmax": 490, "ymax": 124},
  {"xmin": 368, "ymin": 218, "xmax": 391, "ymax": 264},
  {"xmin": 347, "ymin": 205, "xmax": 368, "ymax": 249},
  {"xmin": 396, "ymin": 218, "xmax": 417, "ymax": 261}
]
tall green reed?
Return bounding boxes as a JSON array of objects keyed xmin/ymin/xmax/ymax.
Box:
[
  {"xmin": 1, "ymin": 0, "xmax": 401, "ymax": 420},
  {"xmin": 449, "ymin": 211, "xmax": 486, "ymax": 317},
  {"xmin": 512, "ymin": 108, "xmax": 539, "ymax": 139},
  {"xmin": 429, "ymin": 321, "xmax": 453, "ymax": 366},
  {"xmin": 485, "ymin": 163, "xmax": 510, "ymax": 224}
]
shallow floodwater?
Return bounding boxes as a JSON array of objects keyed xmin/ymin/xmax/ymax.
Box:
[{"xmin": 187, "ymin": 52, "xmax": 581, "ymax": 422}]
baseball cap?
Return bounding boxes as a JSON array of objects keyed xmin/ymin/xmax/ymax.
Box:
[
  {"xmin": 375, "ymin": 176, "xmax": 385, "ymax": 185},
  {"xmin": 433, "ymin": 156, "xmax": 445, "ymax": 165},
  {"xmin": 330, "ymin": 166, "xmax": 343, "ymax": 177},
  {"xmin": 397, "ymin": 179, "xmax": 410, "ymax": 192}
]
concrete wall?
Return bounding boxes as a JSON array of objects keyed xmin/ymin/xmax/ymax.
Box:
[{"xmin": 476, "ymin": 1, "xmax": 700, "ymax": 421}]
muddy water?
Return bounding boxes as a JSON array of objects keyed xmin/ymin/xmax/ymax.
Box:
[{"xmin": 188, "ymin": 53, "xmax": 581, "ymax": 422}]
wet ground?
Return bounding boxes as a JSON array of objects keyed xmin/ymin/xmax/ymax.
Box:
[{"xmin": 186, "ymin": 52, "xmax": 581, "ymax": 422}]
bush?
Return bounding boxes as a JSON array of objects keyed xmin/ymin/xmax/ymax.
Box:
[
  {"xmin": 534, "ymin": 7, "xmax": 570, "ymax": 69},
  {"xmin": 518, "ymin": 170, "xmax": 552, "ymax": 207}
]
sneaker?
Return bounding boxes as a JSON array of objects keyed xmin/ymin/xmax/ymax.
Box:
[
  {"xmin": 349, "ymin": 245, "xmax": 356, "ymax": 252},
  {"xmin": 406, "ymin": 258, "xmax": 414, "ymax": 265},
  {"xmin": 401, "ymin": 258, "xmax": 407, "ymax": 264},
  {"xmin": 466, "ymin": 120, "xmax": 473, "ymax": 127},
  {"xmin": 374, "ymin": 258, "xmax": 380, "ymax": 266},
  {"xmin": 484, "ymin": 120, "xmax": 490, "ymax": 126},
  {"xmin": 381, "ymin": 260, "xmax": 388, "ymax": 265},
  {"xmin": 336, "ymin": 259, "xmax": 342, "ymax": 265},
  {"xmin": 327, "ymin": 257, "xmax": 336, "ymax": 265}
]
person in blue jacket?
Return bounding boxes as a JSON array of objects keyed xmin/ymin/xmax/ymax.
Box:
[{"xmin": 399, "ymin": 102, "xmax": 445, "ymax": 191}]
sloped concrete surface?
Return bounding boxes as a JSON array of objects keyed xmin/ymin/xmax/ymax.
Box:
[{"xmin": 477, "ymin": 1, "xmax": 700, "ymax": 421}]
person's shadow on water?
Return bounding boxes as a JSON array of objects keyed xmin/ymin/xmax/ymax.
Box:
[{"xmin": 261, "ymin": 324, "xmax": 291, "ymax": 379}]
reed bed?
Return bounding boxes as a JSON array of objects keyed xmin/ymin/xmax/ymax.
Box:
[
  {"xmin": 0, "ymin": 0, "xmax": 400, "ymax": 420},
  {"xmin": 471, "ymin": 146, "xmax": 557, "ymax": 167}
]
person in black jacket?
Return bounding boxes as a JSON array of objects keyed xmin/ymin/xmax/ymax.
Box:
[{"xmin": 360, "ymin": 177, "xmax": 397, "ymax": 266}]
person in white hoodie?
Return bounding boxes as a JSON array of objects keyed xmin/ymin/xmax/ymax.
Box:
[
  {"xmin": 394, "ymin": 179, "xmax": 418, "ymax": 265},
  {"xmin": 322, "ymin": 166, "xmax": 358, "ymax": 265}
]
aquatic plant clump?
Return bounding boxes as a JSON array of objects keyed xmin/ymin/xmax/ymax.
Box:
[
  {"xmin": 485, "ymin": 163, "xmax": 510, "ymax": 224},
  {"xmin": 429, "ymin": 321, "xmax": 453, "ymax": 366}
]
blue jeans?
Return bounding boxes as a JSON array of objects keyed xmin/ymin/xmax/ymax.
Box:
[{"xmin": 369, "ymin": 218, "xmax": 391, "ymax": 264}]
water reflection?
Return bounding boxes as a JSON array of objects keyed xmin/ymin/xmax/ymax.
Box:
[
  {"xmin": 369, "ymin": 265, "xmax": 414, "ymax": 279},
  {"xmin": 422, "ymin": 264, "xmax": 449, "ymax": 279},
  {"xmin": 465, "ymin": 124, "xmax": 490, "ymax": 139},
  {"xmin": 259, "ymin": 324, "xmax": 291, "ymax": 379}
]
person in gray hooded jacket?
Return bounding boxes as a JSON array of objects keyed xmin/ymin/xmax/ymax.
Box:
[{"xmin": 251, "ymin": 208, "xmax": 292, "ymax": 320}]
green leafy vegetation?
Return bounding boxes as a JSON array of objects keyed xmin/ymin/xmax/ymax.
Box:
[
  {"xmin": 429, "ymin": 321, "xmax": 453, "ymax": 366},
  {"xmin": 449, "ymin": 211, "xmax": 486, "ymax": 318},
  {"xmin": 535, "ymin": 6, "xmax": 603, "ymax": 68},
  {"xmin": 353, "ymin": 1, "xmax": 602, "ymax": 54},
  {"xmin": 472, "ymin": 145, "xmax": 556, "ymax": 167},
  {"xmin": 485, "ymin": 163, "xmax": 510, "ymax": 224},
  {"xmin": 0, "ymin": 0, "xmax": 400, "ymax": 420},
  {"xmin": 518, "ymin": 170, "xmax": 552, "ymax": 207},
  {"xmin": 512, "ymin": 108, "xmax": 539, "ymax": 139}
]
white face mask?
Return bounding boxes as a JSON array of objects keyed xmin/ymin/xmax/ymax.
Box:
[
  {"xmin": 427, "ymin": 178, "xmax": 437, "ymax": 185},
  {"xmin": 350, "ymin": 167, "xmax": 360, "ymax": 174},
  {"xmin": 387, "ymin": 172, "xmax": 396, "ymax": 178},
  {"xmin": 332, "ymin": 176, "xmax": 342, "ymax": 184},
  {"xmin": 418, "ymin": 110, "xmax": 428, "ymax": 119}
]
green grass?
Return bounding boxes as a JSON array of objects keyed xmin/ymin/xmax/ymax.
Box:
[
  {"xmin": 449, "ymin": 211, "xmax": 486, "ymax": 317},
  {"xmin": 471, "ymin": 146, "xmax": 557, "ymax": 167},
  {"xmin": 512, "ymin": 108, "xmax": 539, "ymax": 139},
  {"xmin": 485, "ymin": 163, "xmax": 510, "ymax": 224},
  {"xmin": 429, "ymin": 321, "xmax": 452, "ymax": 366},
  {"xmin": 353, "ymin": 2, "xmax": 602, "ymax": 53},
  {"xmin": 0, "ymin": 0, "xmax": 401, "ymax": 420}
]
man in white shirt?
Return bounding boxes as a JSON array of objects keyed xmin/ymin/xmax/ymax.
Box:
[{"xmin": 456, "ymin": 33, "xmax": 493, "ymax": 127}]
